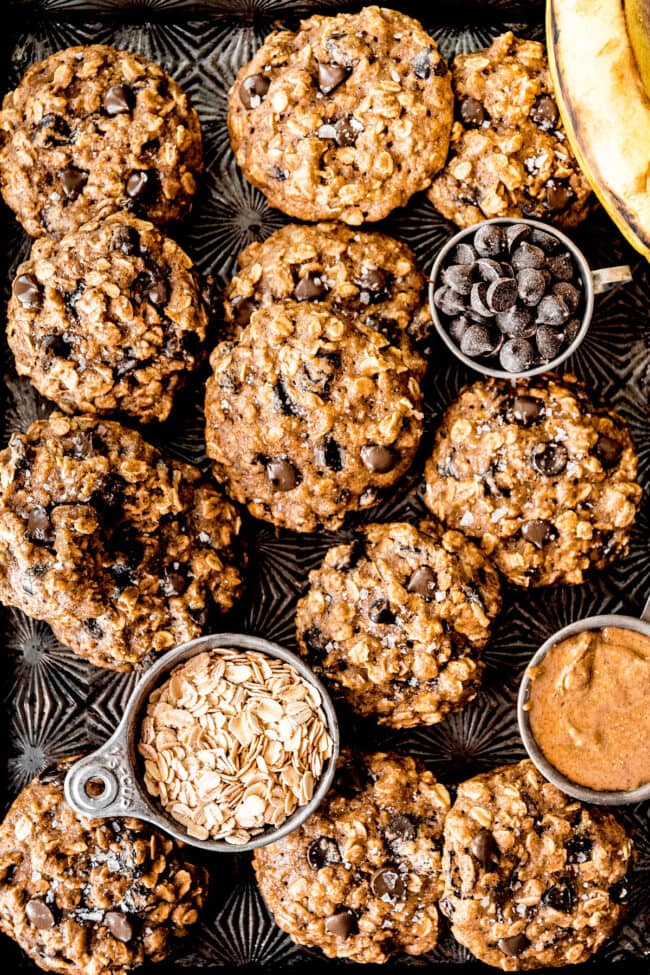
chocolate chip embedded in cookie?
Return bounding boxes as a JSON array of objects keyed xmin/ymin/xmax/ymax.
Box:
[
  {"xmin": 295, "ymin": 521, "xmax": 501, "ymax": 728},
  {"xmin": 7, "ymin": 213, "xmax": 207, "ymax": 423},
  {"xmin": 205, "ymin": 301, "xmax": 424, "ymax": 533},
  {"xmin": 424, "ymin": 374, "xmax": 641, "ymax": 586},
  {"xmin": 441, "ymin": 760, "xmax": 633, "ymax": 969},
  {"xmin": 0, "ymin": 758, "xmax": 207, "ymax": 975},
  {"xmin": 0, "ymin": 414, "xmax": 244, "ymax": 670},
  {"xmin": 0, "ymin": 44, "xmax": 202, "ymax": 238},
  {"xmin": 428, "ymin": 33, "xmax": 591, "ymax": 228},
  {"xmin": 223, "ymin": 222, "xmax": 432, "ymax": 360},
  {"xmin": 227, "ymin": 6, "xmax": 453, "ymax": 224},
  {"xmin": 253, "ymin": 751, "xmax": 450, "ymax": 963}
]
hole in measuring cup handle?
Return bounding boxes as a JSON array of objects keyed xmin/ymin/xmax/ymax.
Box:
[
  {"xmin": 591, "ymin": 265, "xmax": 633, "ymax": 294},
  {"xmin": 64, "ymin": 741, "xmax": 150, "ymax": 820}
]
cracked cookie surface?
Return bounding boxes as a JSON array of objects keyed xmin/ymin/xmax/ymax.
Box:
[
  {"xmin": 0, "ymin": 414, "xmax": 243, "ymax": 670},
  {"xmin": 424, "ymin": 374, "xmax": 641, "ymax": 587},
  {"xmin": 223, "ymin": 221, "xmax": 431, "ymax": 362},
  {"xmin": 0, "ymin": 44, "xmax": 202, "ymax": 238},
  {"xmin": 253, "ymin": 750, "xmax": 450, "ymax": 963},
  {"xmin": 428, "ymin": 33, "xmax": 591, "ymax": 228},
  {"xmin": 295, "ymin": 521, "xmax": 502, "ymax": 728},
  {"xmin": 0, "ymin": 759, "xmax": 207, "ymax": 975},
  {"xmin": 228, "ymin": 6, "xmax": 453, "ymax": 224},
  {"xmin": 205, "ymin": 301, "xmax": 424, "ymax": 533},
  {"xmin": 8, "ymin": 213, "xmax": 207, "ymax": 423},
  {"xmin": 441, "ymin": 760, "xmax": 632, "ymax": 969}
]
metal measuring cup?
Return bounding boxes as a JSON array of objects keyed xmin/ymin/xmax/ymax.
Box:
[
  {"xmin": 517, "ymin": 597, "xmax": 650, "ymax": 805},
  {"xmin": 64, "ymin": 633, "xmax": 340, "ymax": 852},
  {"xmin": 429, "ymin": 217, "xmax": 633, "ymax": 380}
]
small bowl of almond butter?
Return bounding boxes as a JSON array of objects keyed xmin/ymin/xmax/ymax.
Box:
[{"xmin": 64, "ymin": 633, "xmax": 339, "ymax": 852}]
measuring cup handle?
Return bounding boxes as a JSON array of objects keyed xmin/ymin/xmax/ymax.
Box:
[
  {"xmin": 591, "ymin": 265, "xmax": 633, "ymax": 294},
  {"xmin": 64, "ymin": 737, "xmax": 151, "ymax": 821}
]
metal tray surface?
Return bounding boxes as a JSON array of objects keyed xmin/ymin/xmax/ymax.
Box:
[{"xmin": 0, "ymin": 1, "xmax": 648, "ymax": 971}]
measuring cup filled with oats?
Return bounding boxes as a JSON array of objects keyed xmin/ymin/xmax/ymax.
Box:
[{"xmin": 64, "ymin": 634, "xmax": 339, "ymax": 852}]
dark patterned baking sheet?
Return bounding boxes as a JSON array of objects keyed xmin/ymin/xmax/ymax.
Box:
[{"xmin": 0, "ymin": 1, "xmax": 648, "ymax": 971}]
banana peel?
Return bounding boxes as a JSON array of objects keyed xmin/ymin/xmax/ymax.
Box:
[
  {"xmin": 625, "ymin": 0, "xmax": 650, "ymax": 97},
  {"xmin": 547, "ymin": 0, "xmax": 650, "ymax": 261}
]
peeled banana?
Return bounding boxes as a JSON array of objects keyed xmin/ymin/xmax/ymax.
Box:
[{"xmin": 548, "ymin": 0, "xmax": 650, "ymax": 260}]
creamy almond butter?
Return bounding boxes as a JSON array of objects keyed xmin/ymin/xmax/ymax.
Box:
[{"xmin": 526, "ymin": 625, "xmax": 650, "ymax": 792}]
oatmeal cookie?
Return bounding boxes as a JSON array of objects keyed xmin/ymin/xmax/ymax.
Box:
[
  {"xmin": 424, "ymin": 374, "xmax": 641, "ymax": 587},
  {"xmin": 428, "ymin": 33, "xmax": 591, "ymax": 228},
  {"xmin": 205, "ymin": 301, "xmax": 424, "ymax": 533},
  {"xmin": 223, "ymin": 222, "xmax": 431, "ymax": 362},
  {"xmin": 228, "ymin": 6, "xmax": 453, "ymax": 224},
  {"xmin": 441, "ymin": 760, "xmax": 632, "ymax": 969},
  {"xmin": 0, "ymin": 414, "xmax": 243, "ymax": 670},
  {"xmin": 0, "ymin": 44, "xmax": 202, "ymax": 238},
  {"xmin": 253, "ymin": 750, "xmax": 450, "ymax": 963},
  {"xmin": 8, "ymin": 213, "xmax": 207, "ymax": 423},
  {"xmin": 295, "ymin": 521, "xmax": 502, "ymax": 728},
  {"xmin": 0, "ymin": 758, "xmax": 207, "ymax": 975}
]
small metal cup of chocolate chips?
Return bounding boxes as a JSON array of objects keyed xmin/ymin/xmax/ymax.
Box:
[
  {"xmin": 429, "ymin": 217, "xmax": 632, "ymax": 378},
  {"xmin": 63, "ymin": 633, "xmax": 339, "ymax": 852}
]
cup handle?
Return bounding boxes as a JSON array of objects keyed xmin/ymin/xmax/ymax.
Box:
[
  {"xmin": 591, "ymin": 265, "xmax": 633, "ymax": 294},
  {"xmin": 64, "ymin": 734, "xmax": 152, "ymax": 822}
]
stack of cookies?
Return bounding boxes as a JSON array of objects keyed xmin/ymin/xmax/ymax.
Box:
[{"xmin": 0, "ymin": 6, "xmax": 642, "ymax": 975}]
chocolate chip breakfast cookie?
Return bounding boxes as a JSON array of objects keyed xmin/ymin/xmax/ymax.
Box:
[
  {"xmin": 441, "ymin": 760, "xmax": 632, "ymax": 969},
  {"xmin": 8, "ymin": 213, "xmax": 207, "ymax": 423},
  {"xmin": 223, "ymin": 222, "xmax": 431, "ymax": 361},
  {"xmin": 0, "ymin": 758, "xmax": 207, "ymax": 975},
  {"xmin": 0, "ymin": 44, "xmax": 202, "ymax": 238},
  {"xmin": 253, "ymin": 750, "xmax": 450, "ymax": 963},
  {"xmin": 205, "ymin": 301, "xmax": 423, "ymax": 533},
  {"xmin": 428, "ymin": 33, "xmax": 591, "ymax": 228},
  {"xmin": 228, "ymin": 6, "xmax": 453, "ymax": 224},
  {"xmin": 295, "ymin": 521, "xmax": 502, "ymax": 728},
  {"xmin": 0, "ymin": 414, "xmax": 243, "ymax": 670},
  {"xmin": 424, "ymin": 374, "xmax": 641, "ymax": 587}
]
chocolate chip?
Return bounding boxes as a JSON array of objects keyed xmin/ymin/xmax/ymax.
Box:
[
  {"xmin": 460, "ymin": 324, "xmax": 500, "ymax": 357},
  {"xmin": 595, "ymin": 436, "xmax": 622, "ymax": 468},
  {"xmin": 537, "ymin": 295, "xmax": 570, "ymax": 326},
  {"xmin": 294, "ymin": 270, "xmax": 328, "ymax": 301},
  {"xmin": 567, "ymin": 834, "xmax": 592, "ymax": 863},
  {"xmin": 498, "ymin": 934, "xmax": 528, "ymax": 957},
  {"xmin": 105, "ymin": 911, "xmax": 133, "ymax": 942},
  {"xmin": 13, "ymin": 273, "xmax": 43, "ymax": 309},
  {"xmin": 307, "ymin": 836, "xmax": 341, "ymax": 870},
  {"xmin": 536, "ymin": 325, "xmax": 565, "ymax": 360},
  {"xmin": 542, "ymin": 881, "xmax": 574, "ymax": 913},
  {"xmin": 564, "ymin": 317, "xmax": 581, "ymax": 343},
  {"xmin": 500, "ymin": 337, "xmax": 535, "ymax": 372},
  {"xmin": 442, "ymin": 264, "xmax": 473, "ymax": 295},
  {"xmin": 317, "ymin": 62, "xmax": 349, "ymax": 94},
  {"xmin": 512, "ymin": 242, "xmax": 545, "ymax": 270},
  {"xmin": 60, "ymin": 167, "xmax": 87, "ymax": 199},
  {"xmin": 26, "ymin": 507, "xmax": 55, "ymax": 546},
  {"xmin": 474, "ymin": 224, "xmax": 504, "ymax": 257},
  {"xmin": 41, "ymin": 333, "xmax": 71, "ymax": 360},
  {"xmin": 371, "ymin": 867, "xmax": 405, "ymax": 900},
  {"xmin": 552, "ymin": 282, "xmax": 581, "ymax": 313},
  {"xmin": 476, "ymin": 258, "xmax": 502, "ymax": 282},
  {"xmin": 496, "ymin": 306, "xmax": 534, "ymax": 338},
  {"xmin": 125, "ymin": 169, "xmax": 152, "ymax": 200},
  {"xmin": 90, "ymin": 473, "xmax": 126, "ymax": 515},
  {"xmin": 451, "ymin": 242, "xmax": 477, "ymax": 265},
  {"xmin": 111, "ymin": 224, "xmax": 140, "ymax": 256},
  {"xmin": 361, "ymin": 444, "xmax": 397, "ymax": 474},
  {"xmin": 487, "ymin": 278, "xmax": 517, "ymax": 313},
  {"xmin": 104, "ymin": 84, "xmax": 134, "ymax": 115},
  {"xmin": 273, "ymin": 379, "xmax": 300, "ymax": 416},
  {"xmin": 25, "ymin": 899, "xmax": 55, "ymax": 930},
  {"xmin": 355, "ymin": 267, "xmax": 391, "ymax": 304},
  {"xmin": 517, "ymin": 268, "xmax": 547, "ymax": 307},
  {"xmin": 546, "ymin": 179, "xmax": 573, "ymax": 212},
  {"xmin": 434, "ymin": 286, "xmax": 467, "ymax": 317},
  {"xmin": 449, "ymin": 315, "xmax": 471, "ymax": 344},
  {"xmin": 161, "ymin": 562, "xmax": 188, "ymax": 597},
  {"xmin": 547, "ymin": 252, "xmax": 575, "ymax": 281},
  {"xmin": 317, "ymin": 115, "xmax": 362, "ymax": 146},
  {"xmin": 609, "ymin": 879, "xmax": 630, "ymax": 903},
  {"xmin": 513, "ymin": 395, "xmax": 543, "ymax": 426},
  {"xmin": 530, "ymin": 228, "xmax": 561, "ymax": 253},
  {"xmin": 35, "ymin": 113, "xmax": 71, "ymax": 146},
  {"xmin": 271, "ymin": 166, "xmax": 288, "ymax": 180},
  {"xmin": 386, "ymin": 814, "xmax": 416, "ymax": 842},
  {"xmin": 521, "ymin": 519, "xmax": 556, "ymax": 549},
  {"xmin": 470, "ymin": 282, "xmax": 494, "ymax": 318},
  {"xmin": 412, "ymin": 47, "xmax": 435, "ymax": 79},
  {"xmin": 321, "ymin": 436, "xmax": 344, "ymax": 471},
  {"xmin": 111, "ymin": 564, "xmax": 135, "ymax": 594},
  {"xmin": 266, "ymin": 458, "xmax": 298, "ymax": 491},
  {"xmin": 459, "ymin": 96, "xmax": 485, "ymax": 127},
  {"xmin": 505, "ymin": 224, "xmax": 530, "ymax": 252},
  {"xmin": 470, "ymin": 830, "xmax": 499, "ymax": 870},
  {"xmin": 369, "ymin": 597, "xmax": 395, "ymax": 625},
  {"xmin": 531, "ymin": 442, "xmax": 568, "ymax": 476},
  {"xmin": 531, "ymin": 94, "xmax": 559, "ymax": 130},
  {"xmin": 407, "ymin": 565, "xmax": 436, "ymax": 598},
  {"xmin": 325, "ymin": 908, "xmax": 358, "ymax": 939},
  {"xmin": 131, "ymin": 269, "xmax": 167, "ymax": 307},
  {"xmin": 240, "ymin": 73, "xmax": 270, "ymax": 109}
]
